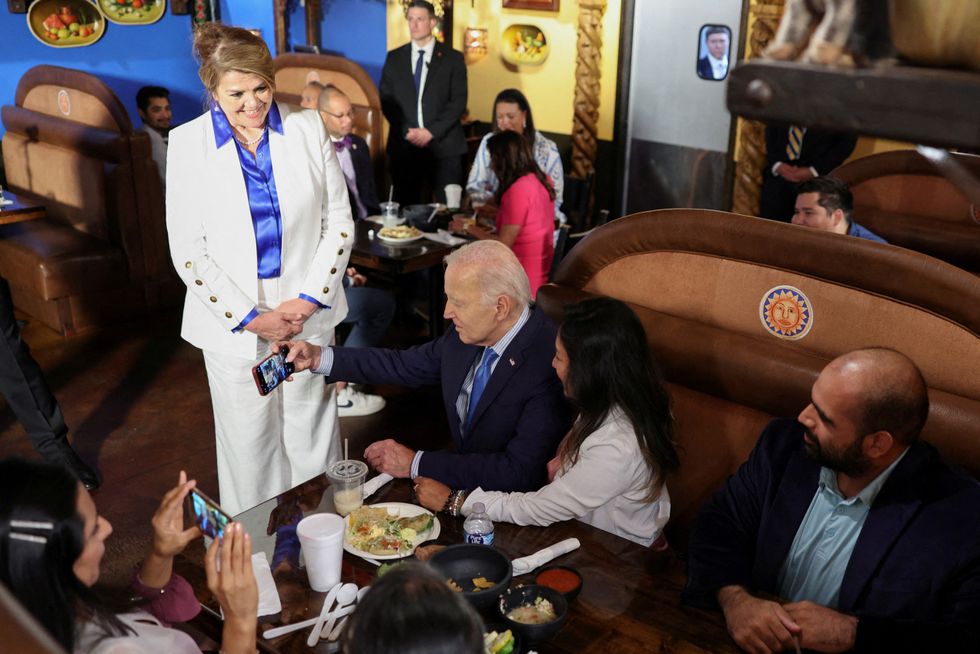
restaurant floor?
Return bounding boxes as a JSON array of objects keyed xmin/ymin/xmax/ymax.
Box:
[{"xmin": 0, "ymin": 309, "xmax": 449, "ymax": 588}]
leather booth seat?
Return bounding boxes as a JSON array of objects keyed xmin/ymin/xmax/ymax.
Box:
[
  {"xmin": 273, "ymin": 53, "xmax": 385, "ymax": 193},
  {"xmin": 830, "ymin": 150, "xmax": 980, "ymax": 272},
  {"xmin": 0, "ymin": 65, "xmax": 173, "ymax": 335},
  {"xmin": 537, "ymin": 209, "xmax": 980, "ymax": 549}
]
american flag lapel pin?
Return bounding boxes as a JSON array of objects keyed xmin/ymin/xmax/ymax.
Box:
[{"xmin": 509, "ymin": 357, "xmax": 516, "ymax": 367}]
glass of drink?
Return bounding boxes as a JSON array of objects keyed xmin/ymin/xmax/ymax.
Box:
[
  {"xmin": 327, "ymin": 459, "xmax": 368, "ymax": 516},
  {"xmin": 380, "ymin": 201, "xmax": 400, "ymax": 228}
]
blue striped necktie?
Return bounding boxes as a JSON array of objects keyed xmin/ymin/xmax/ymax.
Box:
[
  {"xmin": 785, "ymin": 125, "xmax": 805, "ymax": 161},
  {"xmin": 466, "ymin": 348, "xmax": 498, "ymax": 428}
]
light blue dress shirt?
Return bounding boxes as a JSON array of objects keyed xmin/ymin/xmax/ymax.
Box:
[{"xmin": 777, "ymin": 449, "xmax": 908, "ymax": 608}]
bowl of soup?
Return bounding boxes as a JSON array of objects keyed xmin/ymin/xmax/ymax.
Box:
[{"xmin": 498, "ymin": 584, "xmax": 567, "ymax": 643}]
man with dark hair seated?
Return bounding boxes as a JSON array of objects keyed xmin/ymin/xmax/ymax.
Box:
[
  {"xmin": 685, "ymin": 348, "xmax": 980, "ymax": 653},
  {"xmin": 791, "ymin": 177, "xmax": 887, "ymax": 243},
  {"xmin": 135, "ymin": 85, "xmax": 172, "ymax": 187}
]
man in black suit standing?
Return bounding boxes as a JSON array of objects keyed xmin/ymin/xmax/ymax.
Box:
[
  {"xmin": 697, "ymin": 26, "xmax": 730, "ymax": 80},
  {"xmin": 0, "ymin": 278, "xmax": 99, "ymax": 489},
  {"xmin": 760, "ymin": 124, "xmax": 857, "ymax": 221},
  {"xmin": 380, "ymin": 0, "xmax": 467, "ymax": 205}
]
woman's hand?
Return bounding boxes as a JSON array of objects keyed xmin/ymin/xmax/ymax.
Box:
[
  {"xmin": 275, "ymin": 298, "xmax": 319, "ymax": 322},
  {"xmin": 139, "ymin": 471, "xmax": 202, "ymax": 589},
  {"xmin": 206, "ymin": 523, "xmax": 258, "ymax": 654},
  {"xmin": 415, "ymin": 476, "xmax": 452, "ymax": 512},
  {"xmin": 245, "ymin": 311, "xmax": 305, "ymax": 341},
  {"xmin": 151, "ymin": 471, "xmax": 201, "ymax": 558},
  {"xmin": 450, "ymin": 217, "xmax": 493, "ymax": 240}
]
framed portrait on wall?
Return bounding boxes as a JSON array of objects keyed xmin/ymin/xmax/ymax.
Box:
[{"xmin": 503, "ymin": 0, "xmax": 559, "ymax": 11}]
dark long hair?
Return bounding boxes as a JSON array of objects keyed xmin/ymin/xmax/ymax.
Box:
[
  {"xmin": 491, "ymin": 88, "xmax": 536, "ymax": 147},
  {"xmin": 342, "ymin": 562, "xmax": 483, "ymax": 654},
  {"xmin": 558, "ymin": 298, "xmax": 679, "ymax": 500},
  {"xmin": 0, "ymin": 458, "xmax": 131, "ymax": 650},
  {"xmin": 487, "ymin": 130, "xmax": 555, "ymax": 204}
]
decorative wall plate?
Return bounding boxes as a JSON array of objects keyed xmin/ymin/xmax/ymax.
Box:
[
  {"xmin": 502, "ymin": 24, "xmax": 549, "ymax": 66},
  {"xmin": 27, "ymin": 0, "xmax": 105, "ymax": 48},
  {"xmin": 98, "ymin": 0, "xmax": 166, "ymax": 25}
]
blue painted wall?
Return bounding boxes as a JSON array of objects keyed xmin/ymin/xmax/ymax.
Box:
[{"xmin": 0, "ymin": 1, "xmax": 385, "ymax": 139}]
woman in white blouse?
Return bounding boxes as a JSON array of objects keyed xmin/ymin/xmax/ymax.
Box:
[
  {"xmin": 466, "ymin": 88, "xmax": 565, "ymax": 222},
  {"xmin": 416, "ymin": 297, "xmax": 680, "ymax": 547}
]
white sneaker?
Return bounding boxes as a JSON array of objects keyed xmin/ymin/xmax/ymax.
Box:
[{"xmin": 337, "ymin": 385, "xmax": 386, "ymax": 417}]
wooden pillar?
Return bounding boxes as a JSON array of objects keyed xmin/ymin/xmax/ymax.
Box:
[
  {"xmin": 273, "ymin": 0, "xmax": 287, "ymax": 56},
  {"xmin": 570, "ymin": 0, "xmax": 608, "ymax": 179},
  {"xmin": 305, "ymin": 0, "xmax": 321, "ymax": 49},
  {"xmin": 731, "ymin": 0, "xmax": 785, "ymax": 216}
]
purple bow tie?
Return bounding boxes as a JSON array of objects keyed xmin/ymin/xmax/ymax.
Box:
[{"xmin": 333, "ymin": 135, "xmax": 353, "ymax": 152}]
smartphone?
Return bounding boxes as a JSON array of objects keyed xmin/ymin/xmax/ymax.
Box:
[
  {"xmin": 187, "ymin": 488, "xmax": 233, "ymax": 540},
  {"xmin": 252, "ymin": 346, "xmax": 295, "ymax": 396}
]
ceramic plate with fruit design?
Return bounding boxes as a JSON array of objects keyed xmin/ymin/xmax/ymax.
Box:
[
  {"xmin": 501, "ymin": 24, "xmax": 549, "ymax": 66},
  {"xmin": 98, "ymin": 0, "xmax": 165, "ymax": 25},
  {"xmin": 28, "ymin": 0, "xmax": 105, "ymax": 48}
]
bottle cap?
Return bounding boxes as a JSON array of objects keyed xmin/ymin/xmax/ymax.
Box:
[{"xmin": 473, "ymin": 502, "xmax": 485, "ymax": 513}]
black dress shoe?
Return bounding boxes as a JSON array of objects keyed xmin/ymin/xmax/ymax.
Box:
[{"xmin": 54, "ymin": 449, "xmax": 101, "ymax": 490}]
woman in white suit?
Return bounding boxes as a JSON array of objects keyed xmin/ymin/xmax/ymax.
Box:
[{"xmin": 166, "ymin": 24, "xmax": 354, "ymax": 514}]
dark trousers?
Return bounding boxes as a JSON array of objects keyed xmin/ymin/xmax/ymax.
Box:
[
  {"xmin": 389, "ymin": 144, "xmax": 463, "ymax": 205},
  {"xmin": 341, "ymin": 286, "xmax": 396, "ymax": 348},
  {"xmin": 0, "ymin": 278, "xmax": 71, "ymax": 459}
]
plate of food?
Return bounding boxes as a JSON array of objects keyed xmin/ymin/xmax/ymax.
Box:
[
  {"xmin": 98, "ymin": 0, "xmax": 166, "ymax": 25},
  {"xmin": 27, "ymin": 0, "xmax": 105, "ymax": 48},
  {"xmin": 377, "ymin": 225, "xmax": 424, "ymax": 244},
  {"xmin": 344, "ymin": 502, "xmax": 440, "ymax": 560}
]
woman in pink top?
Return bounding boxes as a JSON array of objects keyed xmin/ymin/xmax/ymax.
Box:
[{"xmin": 456, "ymin": 131, "xmax": 556, "ymax": 295}]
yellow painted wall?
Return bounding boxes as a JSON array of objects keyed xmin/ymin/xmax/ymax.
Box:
[{"xmin": 387, "ymin": 0, "xmax": 621, "ymax": 140}]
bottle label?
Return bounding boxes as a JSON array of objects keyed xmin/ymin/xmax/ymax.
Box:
[{"xmin": 464, "ymin": 531, "xmax": 494, "ymax": 546}]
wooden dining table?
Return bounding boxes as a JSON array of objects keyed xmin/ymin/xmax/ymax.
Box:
[
  {"xmin": 179, "ymin": 476, "xmax": 739, "ymax": 654},
  {"xmin": 0, "ymin": 191, "xmax": 45, "ymax": 226},
  {"xmin": 350, "ymin": 219, "xmax": 463, "ymax": 337}
]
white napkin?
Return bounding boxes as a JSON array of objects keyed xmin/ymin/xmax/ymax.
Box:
[
  {"xmin": 361, "ymin": 473, "xmax": 393, "ymax": 499},
  {"xmin": 253, "ymin": 552, "xmax": 282, "ymax": 617},
  {"xmin": 511, "ymin": 538, "xmax": 580, "ymax": 576},
  {"xmin": 0, "ymin": 198, "xmax": 13, "ymax": 207},
  {"xmin": 422, "ymin": 229, "xmax": 467, "ymax": 246}
]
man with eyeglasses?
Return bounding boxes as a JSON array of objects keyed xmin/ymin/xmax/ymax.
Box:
[{"xmin": 317, "ymin": 84, "xmax": 380, "ymax": 219}]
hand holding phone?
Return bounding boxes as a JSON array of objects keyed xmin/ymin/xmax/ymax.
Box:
[
  {"xmin": 188, "ymin": 488, "xmax": 234, "ymax": 540},
  {"xmin": 252, "ymin": 346, "xmax": 295, "ymax": 396}
]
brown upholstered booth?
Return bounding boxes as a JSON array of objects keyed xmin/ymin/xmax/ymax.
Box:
[
  {"xmin": 273, "ymin": 53, "xmax": 385, "ymax": 190},
  {"xmin": 537, "ymin": 210, "xmax": 980, "ymax": 549},
  {"xmin": 0, "ymin": 65, "xmax": 174, "ymax": 335},
  {"xmin": 830, "ymin": 150, "xmax": 980, "ymax": 272}
]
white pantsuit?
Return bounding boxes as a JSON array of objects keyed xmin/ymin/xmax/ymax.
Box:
[{"xmin": 166, "ymin": 102, "xmax": 354, "ymax": 514}]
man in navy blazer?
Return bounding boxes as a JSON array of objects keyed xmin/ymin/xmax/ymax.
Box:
[
  {"xmin": 684, "ymin": 348, "xmax": 980, "ymax": 653},
  {"xmin": 280, "ymin": 241, "xmax": 571, "ymax": 493},
  {"xmin": 380, "ymin": 0, "xmax": 467, "ymax": 205}
]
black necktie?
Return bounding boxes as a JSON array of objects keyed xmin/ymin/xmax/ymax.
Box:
[{"xmin": 413, "ymin": 50, "xmax": 424, "ymax": 97}]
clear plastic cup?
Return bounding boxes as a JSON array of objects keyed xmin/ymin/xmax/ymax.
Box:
[
  {"xmin": 380, "ymin": 201, "xmax": 401, "ymax": 227},
  {"xmin": 327, "ymin": 459, "xmax": 368, "ymax": 516}
]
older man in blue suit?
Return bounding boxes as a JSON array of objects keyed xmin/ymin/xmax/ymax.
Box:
[
  {"xmin": 684, "ymin": 348, "xmax": 980, "ymax": 653},
  {"xmin": 281, "ymin": 241, "xmax": 571, "ymax": 495}
]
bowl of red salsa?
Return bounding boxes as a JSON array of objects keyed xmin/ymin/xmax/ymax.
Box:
[{"xmin": 534, "ymin": 565, "xmax": 582, "ymax": 602}]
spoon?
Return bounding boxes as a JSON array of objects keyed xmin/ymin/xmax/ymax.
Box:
[
  {"xmin": 317, "ymin": 582, "xmax": 358, "ymax": 642},
  {"xmin": 306, "ymin": 582, "xmax": 342, "ymax": 647},
  {"xmin": 327, "ymin": 586, "xmax": 370, "ymax": 641},
  {"xmin": 426, "ymin": 206, "xmax": 439, "ymax": 224}
]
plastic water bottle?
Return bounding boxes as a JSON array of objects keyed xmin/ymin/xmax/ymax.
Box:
[{"xmin": 463, "ymin": 502, "xmax": 494, "ymax": 546}]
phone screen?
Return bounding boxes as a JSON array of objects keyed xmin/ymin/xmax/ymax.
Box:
[
  {"xmin": 188, "ymin": 489, "xmax": 232, "ymax": 540},
  {"xmin": 253, "ymin": 349, "xmax": 294, "ymax": 395}
]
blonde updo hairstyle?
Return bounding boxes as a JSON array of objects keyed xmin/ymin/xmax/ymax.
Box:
[{"xmin": 193, "ymin": 23, "xmax": 275, "ymax": 103}]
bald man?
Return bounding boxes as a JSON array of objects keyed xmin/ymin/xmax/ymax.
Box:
[{"xmin": 685, "ymin": 348, "xmax": 980, "ymax": 653}]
